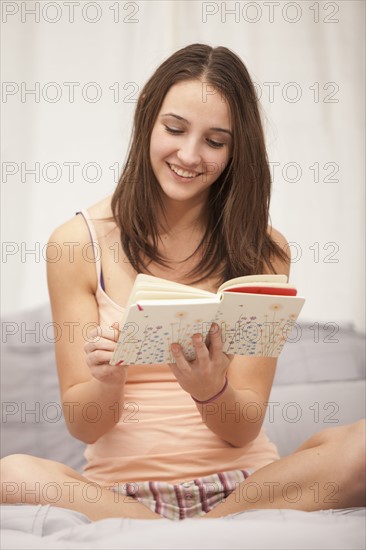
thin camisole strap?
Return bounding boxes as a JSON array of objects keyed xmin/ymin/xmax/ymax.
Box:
[{"xmin": 76, "ymin": 209, "xmax": 106, "ymax": 291}]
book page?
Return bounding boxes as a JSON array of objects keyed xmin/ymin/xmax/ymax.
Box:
[
  {"xmin": 218, "ymin": 274, "xmax": 288, "ymax": 293},
  {"xmin": 134, "ymin": 290, "xmax": 215, "ymax": 301},
  {"xmin": 216, "ymin": 292, "xmax": 305, "ymax": 357},
  {"xmin": 110, "ymin": 298, "xmax": 220, "ymax": 365},
  {"xmin": 127, "ymin": 274, "xmax": 215, "ymax": 305}
]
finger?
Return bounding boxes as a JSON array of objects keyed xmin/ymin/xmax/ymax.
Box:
[
  {"xmin": 100, "ymin": 325, "xmax": 122, "ymax": 342},
  {"xmin": 169, "ymin": 343, "xmax": 191, "ymax": 372},
  {"xmin": 90, "ymin": 325, "xmax": 121, "ymax": 343},
  {"xmin": 86, "ymin": 350, "xmax": 114, "ymax": 367},
  {"xmin": 86, "ymin": 325, "xmax": 102, "ymax": 342},
  {"xmin": 110, "ymin": 322, "xmax": 121, "ymax": 342},
  {"xmin": 192, "ymin": 333, "xmax": 209, "ymax": 363},
  {"xmin": 208, "ymin": 323, "xmax": 223, "ymax": 358},
  {"xmin": 84, "ymin": 338, "xmax": 116, "ymax": 354}
]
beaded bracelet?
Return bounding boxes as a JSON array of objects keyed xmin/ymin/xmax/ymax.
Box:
[{"xmin": 191, "ymin": 375, "xmax": 228, "ymax": 405}]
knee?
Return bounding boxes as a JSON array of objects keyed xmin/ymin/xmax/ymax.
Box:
[
  {"xmin": 347, "ymin": 418, "xmax": 366, "ymax": 442},
  {"xmin": 1, "ymin": 453, "xmax": 73, "ymax": 482},
  {"xmin": 337, "ymin": 419, "xmax": 365, "ymax": 455},
  {"xmin": 297, "ymin": 420, "xmax": 365, "ymax": 506},
  {"xmin": 345, "ymin": 420, "xmax": 366, "ymax": 481},
  {"xmin": 324, "ymin": 419, "xmax": 365, "ymax": 494},
  {"xmin": 1, "ymin": 453, "xmax": 37, "ymax": 483},
  {"xmin": 1, "ymin": 454, "xmax": 39, "ymax": 503},
  {"xmin": 339, "ymin": 420, "xmax": 366, "ymax": 505},
  {"xmin": 307, "ymin": 419, "xmax": 364, "ymax": 446},
  {"xmin": 304, "ymin": 419, "xmax": 365, "ymax": 470}
]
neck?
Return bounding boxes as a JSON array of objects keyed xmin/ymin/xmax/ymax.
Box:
[{"xmin": 158, "ymin": 196, "xmax": 209, "ymax": 237}]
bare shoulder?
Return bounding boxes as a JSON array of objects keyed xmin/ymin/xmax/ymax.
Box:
[
  {"xmin": 266, "ymin": 225, "xmax": 291, "ymax": 277},
  {"xmin": 46, "ymin": 213, "xmax": 96, "ymax": 298},
  {"xmin": 47, "ymin": 195, "xmax": 116, "ymax": 293},
  {"xmin": 48, "ymin": 195, "xmax": 114, "ymax": 261},
  {"xmin": 267, "ymin": 225, "xmax": 289, "ymax": 248},
  {"xmin": 48, "ymin": 212, "xmax": 89, "ymax": 247},
  {"xmin": 46, "ymin": 195, "xmax": 111, "ymax": 282},
  {"xmin": 87, "ymin": 194, "xmax": 114, "ymax": 221}
]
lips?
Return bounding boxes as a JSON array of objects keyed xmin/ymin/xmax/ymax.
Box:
[{"xmin": 167, "ymin": 162, "xmax": 202, "ymax": 179}]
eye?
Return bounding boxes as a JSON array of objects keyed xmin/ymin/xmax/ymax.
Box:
[
  {"xmin": 164, "ymin": 125, "xmax": 183, "ymax": 135},
  {"xmin": 206, "ymin": 139, "xmax": 225, "ymax": 149}
]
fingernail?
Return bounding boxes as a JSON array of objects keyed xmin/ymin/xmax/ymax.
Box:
[
  {"xmin": 171, "ymin": 344, "xmax": 180, "ymax": 354},
  {"xmin": 210, "ymin": 323, "xmax": 219, "ymax": 334}
]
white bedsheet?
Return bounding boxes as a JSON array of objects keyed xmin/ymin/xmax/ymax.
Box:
[{"xmin": 1, "ymin": 505, "xmax": 365, "ymax": 550}]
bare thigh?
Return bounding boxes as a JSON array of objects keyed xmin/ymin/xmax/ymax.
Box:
[{"xmin": 1, "ymin": 454, "xmax": 161, "ymax": 520}]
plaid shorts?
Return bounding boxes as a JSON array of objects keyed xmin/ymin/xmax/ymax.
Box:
[{"xmin": 111, "ymin": 469, "xmax": 251, "ymax": 520}]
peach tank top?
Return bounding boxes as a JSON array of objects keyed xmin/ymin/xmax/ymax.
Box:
[{"xmin": 79, "ymin": 209, "xmax": 280, "ymax": 487}]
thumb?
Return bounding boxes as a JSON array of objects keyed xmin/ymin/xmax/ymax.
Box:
[{"xmin": 111, "ymin": 322, "xmax": 121, "ymax": 341}]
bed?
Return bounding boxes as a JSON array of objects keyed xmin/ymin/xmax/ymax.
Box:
[{"xmin": 1, "ymin": 305, "xmax": 365, "ymax": 549}]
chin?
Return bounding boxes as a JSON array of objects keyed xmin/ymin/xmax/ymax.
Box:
[{"xmin": 162, "ymin": 188, "xmax": 210, "ymax": 205}]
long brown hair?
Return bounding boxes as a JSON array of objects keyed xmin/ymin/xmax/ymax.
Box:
[{"xmin": 111, "ymin": 43, "xmax": 288, "ymax": 283}]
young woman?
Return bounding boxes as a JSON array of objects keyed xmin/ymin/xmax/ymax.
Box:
[{"xmin": 1, "ymin": 44, "xmax": 364, "ymax": 521}]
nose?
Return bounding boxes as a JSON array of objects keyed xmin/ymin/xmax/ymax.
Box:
[{"xmin": 176, "ymin": 138, "xmax": 202, "ymax": 168}]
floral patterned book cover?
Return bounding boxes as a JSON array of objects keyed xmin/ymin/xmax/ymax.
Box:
[{"xmin": 110, "ymin": 276, "xmax": 305, "ymax": 365}]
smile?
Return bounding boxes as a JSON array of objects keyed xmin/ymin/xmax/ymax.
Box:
[{"xmin": 167, "ymin": 163, "xmax": 202, "ymax": 179}]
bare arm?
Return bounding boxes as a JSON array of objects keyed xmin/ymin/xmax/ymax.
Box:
[
  {"xmin": 192, "ymin": 350, "xmax": 278, "ymax": 447},
  {"xmin": 170, "ymin": 227, "xmax": 291, "ymax": 447},
  {"xmin": 47, "ymin": 215, "xmax": 127, "ymax": 444}
]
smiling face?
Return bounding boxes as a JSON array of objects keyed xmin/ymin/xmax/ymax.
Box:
[{"xmin": 149, "ymin": 79, "xmax": 233, "ymax": 208}]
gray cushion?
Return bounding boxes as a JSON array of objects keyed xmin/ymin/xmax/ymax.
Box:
[
  {"xmin": 1, "ymin": 305, "xmax": 85, "ymax": 471},
  {"xmin": 274, "ymin": 321, "xmax": 365, "ymax": 385}
]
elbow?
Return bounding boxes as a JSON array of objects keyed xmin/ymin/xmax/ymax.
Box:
[
  {"xmin": 228, "ymin": 426, "xmax": 262, "ymax": 448},
  {"xmin": 65, "ymin": 423, "xmax": 100, "ymax": 445},
  {"xmin": 78, "ymin": 434, "xmax": 99, "ymax": 445},
  {"xmin": 228, "ymin": 437, "xmax": 250, "ymax": 448}
]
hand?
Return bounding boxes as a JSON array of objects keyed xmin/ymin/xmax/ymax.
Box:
[
  {"xmin": 168, "ymin": 323, "xmax": 232, "ymax": 401},
  {"xmin": 84, "ymin": 323, "xmax": 128, "ymax": 386}
]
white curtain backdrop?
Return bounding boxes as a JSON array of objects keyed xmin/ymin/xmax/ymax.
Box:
[{"xmin": 2, "ymin": 0, "xmax": 365, "ymax": 332}]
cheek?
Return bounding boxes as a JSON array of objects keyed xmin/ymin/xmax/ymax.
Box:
[
  {"xmin": 149, "ymin": 128, "xmax": 159, "ymax": 162},
  {"xmin": 206, "ymin": 151, "xmax": 230, "ymax": 179},
  {"xmin": 150, "ymin": 127, "xmax": 171, "ymax": 159}
]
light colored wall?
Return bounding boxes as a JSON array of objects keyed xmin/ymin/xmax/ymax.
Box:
[{"xmin": 2, "ymin": 1, "xmax": 365, "ymax": 332}]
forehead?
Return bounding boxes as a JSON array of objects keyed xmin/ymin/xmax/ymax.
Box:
[{"xmin": 160, "ymin": 79, "xmax": 231, "ymax": 127}]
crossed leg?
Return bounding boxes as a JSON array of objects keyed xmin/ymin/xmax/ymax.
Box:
[
  {"xmin": 204, "ymin": 419, "xmax": 366, "ymax": 518},
  {"xmin": 1, "ymin": 420, "xmax": 365, "ymax": 521},
  {"xmin": 0, "ymin": 454, "xmax": 161, "ymax": 521}
]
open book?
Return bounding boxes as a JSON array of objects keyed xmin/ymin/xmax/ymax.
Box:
[{"xmin": 109, "ymin": 274, "xmax": 305, "ymax": 365}]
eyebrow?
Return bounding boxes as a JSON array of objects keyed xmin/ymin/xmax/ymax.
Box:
[{"xmin": 160, "ymin": 113, "xmax": 233, "ymax": 137}]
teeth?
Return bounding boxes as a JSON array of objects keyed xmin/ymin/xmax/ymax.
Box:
[{"xmin": 169, "ymin": 163, "xmax": 198, "ymax": 178}]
